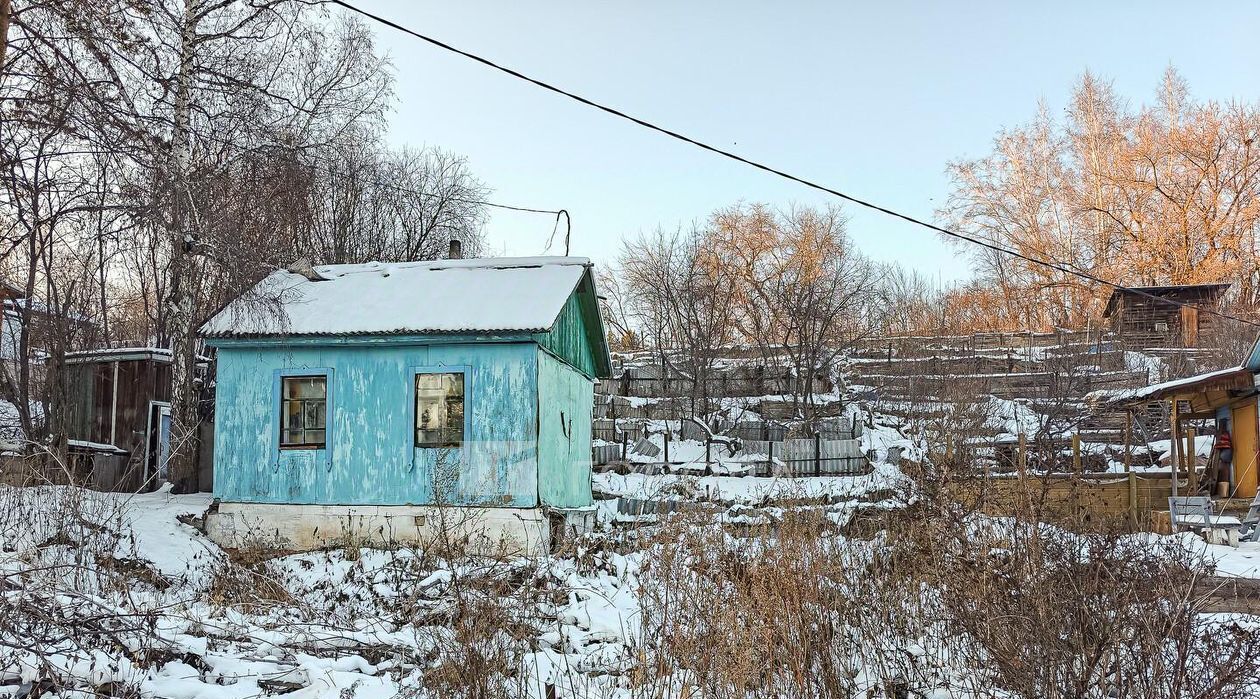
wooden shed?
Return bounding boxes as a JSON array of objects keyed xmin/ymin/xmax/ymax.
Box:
[
  {"xmin": 1103, "ymin": 283, "xmax": 1230, "ymax": 348},
  {"xmin": 63, "ymin": 348, "xmax": 175, "ymax": 491},
  {"xmin": 1090, "ymin": 362, "xmax": 1260, "ymax": 499}
]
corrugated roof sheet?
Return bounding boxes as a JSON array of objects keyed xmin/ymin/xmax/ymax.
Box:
[{"xmin": 200, "ymin": 256, "xmax": 591, "ymax": 338}]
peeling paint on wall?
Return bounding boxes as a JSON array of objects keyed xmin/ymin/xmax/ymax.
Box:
[
  {"xmin": 212, "ymin": 340, "xmax": 546, "ymax": 507},
  {"xmin": 537, "ymin": 348, "xmax": 594, "ymax": 508}
]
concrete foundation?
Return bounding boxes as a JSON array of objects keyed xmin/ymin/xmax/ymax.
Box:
[{"xmin": 205, "ymin": 502, "xmax": 551, "ymax": 555}]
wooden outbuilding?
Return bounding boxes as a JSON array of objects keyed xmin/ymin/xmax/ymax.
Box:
[
  {"xmin": 1103, "ymin": 283, "xmax": 1230, "ymax": 348},
  {"xmin": 63, "ymin": 348, "xmax": 175, "ymax": 491}
]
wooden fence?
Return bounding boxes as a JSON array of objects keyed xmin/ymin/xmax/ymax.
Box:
[
  {"xmin": 954, "ymin": 472, "xmax": 1178, "ymax": 528},
  {"xmin": 592, "ymin": 432, "xmax": 871, "ymax": 477}
]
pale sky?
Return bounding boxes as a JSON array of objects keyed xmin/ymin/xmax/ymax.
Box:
[{"xmin": 361, "ymin": 1, "xmax": 1260, "ymax": 281}]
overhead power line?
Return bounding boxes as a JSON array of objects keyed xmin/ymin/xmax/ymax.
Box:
[
  {"xmin": 330, "ymin": 0, "xmax": 1260, "ymax": 329},
  {"xmin": 309, "ymin": 157, "xmax": 571, "ymax": 252},
  {"xmin": 185, "ymin": 127, "xmax": 572, "ymax": 250}
]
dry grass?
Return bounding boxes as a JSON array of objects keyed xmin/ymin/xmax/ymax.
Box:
[{"xmin": 205, "ymin": 543, "xmax": 296, "ymax": 609}]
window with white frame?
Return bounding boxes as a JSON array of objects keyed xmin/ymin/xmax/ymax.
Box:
[
  {"xmin": 415, "ymin": 372, "xmax": 464, "ymax": 447},
  {"xmin": 280, "ymin": 375, "xmax": 326, "ymax": 448}
]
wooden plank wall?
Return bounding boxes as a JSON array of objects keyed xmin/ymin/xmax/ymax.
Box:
[
  {"xmin": 1110, "ymin": 288, "xmax": 1223, "ymax": 349},
  {"xmin": 952, "ymin": 475, "xmax": 1175, "ymax": 529},
  {"xmin": 211, "ymin": 340, "xmax": 544, "ymax": 507},
  {"xmin": 63, "ymin": 358, "xmax": 171, "ymax": 491}
]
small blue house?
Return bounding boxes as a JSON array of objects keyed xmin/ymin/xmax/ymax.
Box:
[{"xmin": 199, "ymin": 256, "xmax": 612, "ymax": 551}]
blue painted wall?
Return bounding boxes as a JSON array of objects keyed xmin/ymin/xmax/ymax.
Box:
[
  {"xmin": 210, "ymin": 338, "xmax": 540, "ymax": 507},
  {"xmin": 537, "ymin": 349, "xmax": 594, "ymax": 508}
]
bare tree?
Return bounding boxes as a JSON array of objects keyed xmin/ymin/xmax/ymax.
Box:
[
  {"xmin": 297, "ymin": 139, "xmax": 488, "ymax": 264},
  {"xmin": 0, "ymin": 10, "xmax": 116, "ymax": 452},
  {"xmin": 0, "ymin": 0, "xmax": 9, "ymax": 72},
  {"xmin": 4, "ymin": 1, "xmax": 394, "ymax": 490},
  {"xmin": 712, "ymin": 203, "xmax": 887, "ymax": 422},
  {"xmin": 619, "ymin": 224, "xmax": 739, "ymax": 421}
]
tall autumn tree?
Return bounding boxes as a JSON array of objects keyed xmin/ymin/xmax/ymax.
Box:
[{"xmin": 941, "ymin": 68, "xmax": 1260, "ymax": 330}]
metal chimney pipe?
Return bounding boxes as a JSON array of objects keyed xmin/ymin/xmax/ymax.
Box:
[{"xmin": 448, "ymin": 239, "xmax": 462, "ymax": 259}]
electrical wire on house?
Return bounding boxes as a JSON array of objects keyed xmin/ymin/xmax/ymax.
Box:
[
  {"xmin": 330, "ymin": 0, "xmax": 1260, "ymax": 329},
  {"xmin": 311, "ymin": 158, "xmax": 572, "ymax": 252}
]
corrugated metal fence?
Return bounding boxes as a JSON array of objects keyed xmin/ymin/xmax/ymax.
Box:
[{"xmin": 742, "ymin": 437, "xmax": 867, "ymax": 476}]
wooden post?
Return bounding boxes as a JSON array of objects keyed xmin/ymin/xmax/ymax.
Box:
[
  {"xmin": 1186, "ymin": 426, "xmax": 1198, "ymax": 494},
  {"xmin": 1017, "ymin": 433, "xmax": 1027, "ymax": 476},
  {"xmin": 1169, "ymin": 400, "xmax": 1180, "ymax": 501},
  {"xmin": 1124, "ymin": 409, "xmax": 1132, "ymax": 472},
  {"xmin": 767, "ymin": 440, "xmax": 775, "ymax": 478},
  {"xmin": 1071, "ymin": 432, "xmax": 1083, "ymax": 522},
  {"xmin": 814, "ymin": 433, "xmax": 822, "ymax": 477},
  {"xmin": 1128, "ymin": 470, "xmax": 1138, "ymax": 527},
  {"xmin": 664, "ymin": 427, "xmax": 670, "ymax": 465},
  {"xmin": 705, "ymin": 437, "xmax": 711, "ymax": 465}
]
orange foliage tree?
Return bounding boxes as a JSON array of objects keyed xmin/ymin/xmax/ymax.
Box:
[{"xmin": 940, "ymin": 68, "xmax": 1260, "ymax": 331}]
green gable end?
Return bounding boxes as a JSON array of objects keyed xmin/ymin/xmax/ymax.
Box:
[{"xmin": 534, "ymin": 272, "xmax": 612, "ymax": 380}]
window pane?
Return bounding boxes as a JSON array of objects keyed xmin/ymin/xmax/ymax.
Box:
[
  {"xmin": 305, "ymin": 429, "xmax": 325, "ymax": 446},
  {"xmin": 284, "ymin": 376, "xmax": 325, "ymax": 399},
  {"xmin": 447, "ymin": 397, "xmax": 464, "ymax": 429},
  {"xmin": 417, "ymin": 398, "xmax": 439, "ymax": 429},
  {"xmin": 304, "ymin": 400, "xmax": 325, "ymax": 429},
  {"xmin": 416, "ymin": 372, "xmax": 464, "ymax": 446},
  {"xmin": 285, "ymin": 401, "xmax": 303, "ymax": 430},
  {"xmin": 297, "ymin": 377, "xmax": 324, "ymax": 399},
  {"xmin": 282, "ymin": 429, "xmax": 304, "ymax": 445}
]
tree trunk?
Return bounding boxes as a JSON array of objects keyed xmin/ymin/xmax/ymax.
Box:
[
  {"xmin": 0, "ymin": 0, "xmax": 10, "ymax": 73},
  {"xmin": 165, "ymin": 0, "xmax": 199, "ymax": 493}
]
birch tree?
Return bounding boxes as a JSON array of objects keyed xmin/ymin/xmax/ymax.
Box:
[{"xmin": 4, "ymin": 0, "xmax": 392, "ymax": 489}]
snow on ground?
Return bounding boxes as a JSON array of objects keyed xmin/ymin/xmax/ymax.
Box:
[
  {"xmin": 986, "ymin": 396, "xmax": 1045, "ymax": 439},
  {"xmin": 1125, "ymin": 350, "xmax": 1166, "ymax": 383},
  {"xmin": 1146, "ymin": 435, "xmax": 1216, "ymax": 463},
  {"xmin": 1172, "ymin": 533, "xmax": 1260, "ymax": 579},
  {"xmin": 0, "ymin": 399, "xmax": 30, "ymax": 451},
  {"xmin": 0, "ymin": 483, "xmax": 660, "ymax": 699},
  {"xmin": 2, "ymin": 470, "xmax": 1258, "ymax": 697}
]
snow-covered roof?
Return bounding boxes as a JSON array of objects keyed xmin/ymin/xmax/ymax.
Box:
[
  {"xmin": 1086, "ymin": 366, "xmax": 1254, "ymax": 406},
  {"xmin": 65, "ymin": 347, "xmax": 173, "ymax": 364},
  {"xmin": 201, "ymin": 257, "xmax": 593, "ymax": 338},
  {"xmin": 67, "ymin": 439, "xmax": 127, "ymax": 455}
]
